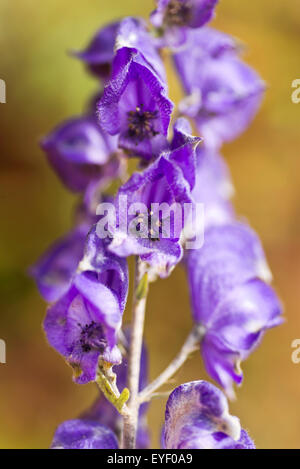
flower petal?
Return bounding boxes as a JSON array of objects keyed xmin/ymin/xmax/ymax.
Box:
[
  {"xmin": 51, "ymin": 420, "xmax": 118, "ymax": 449},
  {"xmin": 164, "ymin": 381, "xmax": 254, "ymax": 449}
]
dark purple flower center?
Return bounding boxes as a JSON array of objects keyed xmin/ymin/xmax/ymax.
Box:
[
  {"xmin": 127, "ymin": 105, "xmax": 158, "ymax": 142},
  {"xmin": 79, "ymin": 321, "xmax": 107, "ymax": 353},
  {"xmin": 132, "ymin": 210, "xmax": 169, "ymax": 242},
  {"xmin": 164, "ymin": 0, "xmax": 192, "ymax": 27}
]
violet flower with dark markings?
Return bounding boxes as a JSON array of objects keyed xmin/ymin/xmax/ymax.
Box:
[
  {"xmin": 107, "ymin": 121, "xmax": 201, "ymax": 277},
  {"xmin": 151, "ymin": 0, "xmax": 219, "ymax": 46},
  {"xmin": 44, "ymin": 273, "xmax": 123, "ymax": 383},
  {"xmin": 44, "ymin": 234, "xmax": 128, "ymax": 384},
  {"xmin": 98, "ymin": 18, "xmax": 173, "ymax": 160}
]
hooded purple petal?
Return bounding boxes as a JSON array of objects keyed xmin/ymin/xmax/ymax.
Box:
[
  {"xmin": 181, "ymin": 26, "xmax": 238, "ymax": 58},
  {"xmin": 115, "ymin": 17, "xmax": 167, "ymax": 82},
  {"xmin": 187, "ymin": 223, "xmax": 283, "ymax": 396},
  {"xmin": 164, "ymin": 381, "xmax": 254, "ymax": 449},
  {"xmin": 44, "ymin": 274, "xmax": 122, "ymax": 384},
  {"xmin": 192, "ymin": 145, "xmax": 235, "ymax": 228},
  {"xmin": 98, "ymin": 42, "xmax": 173, "ymax": 160},
  {"xmin": 51, "ymin": 419, "xmax": 118, "ymax": 449},
  {"xmin": 188, "ymin": 222, "xmax": 273, "ymax": 322},
  {"xmin": 174, "ymin": 28, "xmax": 265, "ymax": 148},
  {"xmin": 30, "ymin": 225, "xmax": 87, "ymax": 303},
  {"xmin": 79, "ymin": 226, "xmax": 129, "ymax": 313},
  {"xmin": 202, "ymin": 279, "xmax": 283, "ymax": 395},
  {"xmin": 41, "ymin": 115, "xmax": 119, "ymax": 192},
  {"xmin": 151, "ymin": 1, "xmax": 219, "ymax": 47},
  {"xmin": 44, "ymin": 227, "xmax": 128, "ymax": 383},
  {"xmin": 108, "ymin": 131, "xmax": 199, "ymax": 277},
  {"xmin": 43, "ymin": 234, "xmax": 129, "ymax": 384},
  {"xmin": 170, "ymin": 118, "xmax": 202, "ymax": 190},
  {"xmin": 170, "ymin": 121, "xmax": 232, "ymax": 242},
  {"xmin": 73, "ymin": 21, "xmax": 120, "ymax": 80}
]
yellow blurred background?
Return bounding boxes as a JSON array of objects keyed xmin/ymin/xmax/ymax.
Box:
[{"xmin": 0, "ymin": 0, "xmax": 300, "ymax": 449}]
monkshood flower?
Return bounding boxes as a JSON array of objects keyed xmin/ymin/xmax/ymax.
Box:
[
  {"xmin": 151, "ymin": 0, "xmax": 219, "ymax": 46},
  {"xmin": 172, "ymin": 119, "xmax": 233, "ymax": 242},
  {"xmin": 41, "ymin": 115, "xmax": 120, "ymax": 193},
  {"xmin": 173, "ymin": 28, "xmax": 265, "ymax": 148},
  {"xmin": 78, "ymin": 227, "xmax": 129, "ymax": 313},
  {"xmin": 180, "ymin": 26, "xmax": 238, "ymax": 59},
  {"xmin": 30, "ymin": 224, "xmax": 88, "ymax": 304},
  {"xmin": 51, "ymin": 420, "xmax": 118, "ymax": 449},
  {"xmin": 82, "ymin": 327, "xmax": 150, "ymax": 449},
  {"xmin": 98, "ymin": 18, "xmax": 173, "ymax": 160},
  {"xmin": 44, "ymin": 231, "xmax": 128, "ymax": 384},
  {"xmin": 30, "ymin": 201, "xmax": 102, "ymax": 303},
  {"xmin": 73, "ymin": 21, "xmax": 120, "ymax": 81},
  {"xmin": 105, "ymin": 122, "xmax": 201, "ymax": 277},
  {"xmin": 193, "ymin": 144, "xmax": 235, "ymax": 228},
  {"xmin": 115, "ymin": 17, "xmax": 167, "ymax": 82},
  {"xmin": 164, "ymin": 381, "xmax": 255, "ymax": 449},
  {"xmin": 187, "ymin": 223, "xmax": 283, "ymax": 397}
]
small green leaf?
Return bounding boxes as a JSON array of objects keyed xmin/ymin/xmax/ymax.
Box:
[
  {"xmin": 116, "ymin": 388, "xmax": 130, "ymax": 412},
  {"xmin": 96, "ymin": 368, "xmax": 129, "ymax": 414}
]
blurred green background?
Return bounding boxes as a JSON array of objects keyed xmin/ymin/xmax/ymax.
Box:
[{"xmin": 0, "ymin": 0, "xmax": 300, "ymax": 449}]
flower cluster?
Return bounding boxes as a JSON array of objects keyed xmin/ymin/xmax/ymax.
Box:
[{"xmin": 31, "ymin": 0, "xmax": 283, "ymax": 449}]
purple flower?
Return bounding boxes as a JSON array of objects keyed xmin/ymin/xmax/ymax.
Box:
[
  {"xmin": 115, "ymin": 18, "xmax": 167, "ymax": 82},
  {"xmin": 168, "ymin": 120, "xmax": 233, "ymax": 244},
  {"xmin": 180, "ymin": 26, "xmax": 238, "ymax": 58},
  {"xmin": 41, "ymin": 115, "xmax": 120, "ymax": 193},
  {"xmin": 173, "ymin": 28, "xmax": 265, "ymax": 148},
  {"xmin": 30, "ymin": 224, "xmax": 88, "ymax": 303},
  {"xmin": 73, "ymin": 21, "xmax": 120, "ymax": 80},
  {"xmin": 44, "ymin": 232, "xmax": 128, "ymax": 384},
  {"xmin": 98, "ymin": 18, "xmax": 173, "ymax": 160},
  {"xmin": 187, "ymin": 223, "xmax": 283, "ymax": 396},
  {"xmin": 193, "ymin": 145, "xmax": 235, "ymax": 228},
  {"xmin": 151, "ymin": 1, "xmax": 219, "ymax": 46},
  {"xmin": 107, "ymin": 123, "xmax": 201, "ymax": 277},
  {"xmin": 164, "ymin": 381, "xmax": 255, "ymax": 449},
  {"xmin": 51, "ymin": 419, "xmax": 118, "ymax": 449},
  {"xmin": 80, "ymin": 227, "xmax": 129, "ymax": 313},
  {"xmin": 82, "ymin": 327, "xmax": 150, "ymax": 448}
]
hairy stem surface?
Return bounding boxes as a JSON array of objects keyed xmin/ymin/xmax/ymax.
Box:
[{"xmin": 122, "ymin": 257, "xmax": 149, "ymax": 449}]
